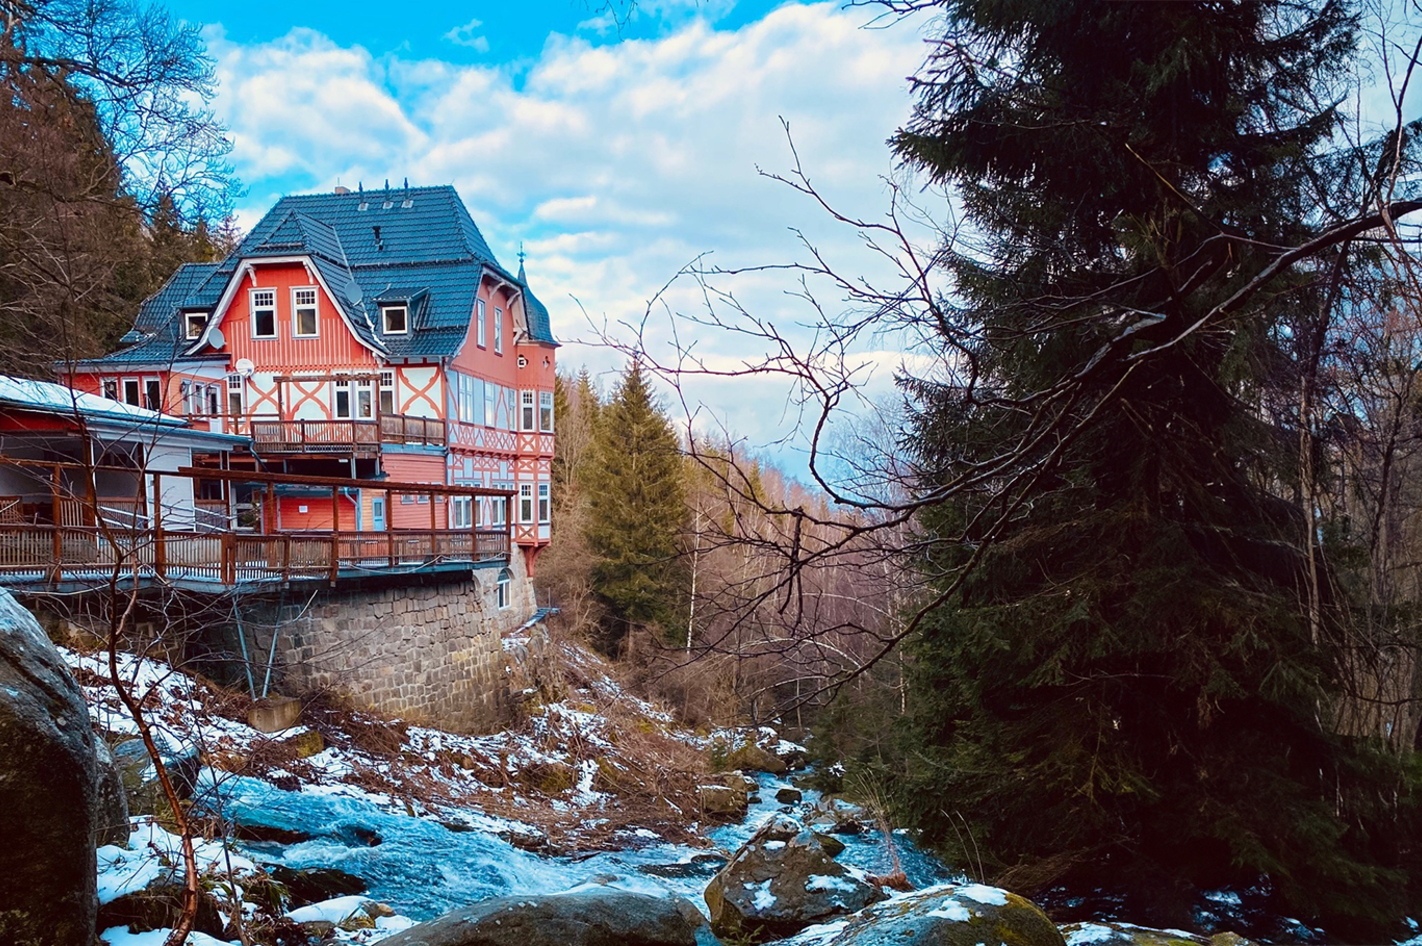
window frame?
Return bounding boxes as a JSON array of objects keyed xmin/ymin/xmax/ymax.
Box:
[
  {"xmin": 102, "ymin": 379, "xmax": 118, "ymax": 401},
  {"xmin": 518, "ymin": 483, "xmax": 534, "ymax": 524},
  {"xmin": 379, "ymin": 370, "xmax": 396, "ymax": 414},
  {"xmin": 333, "ymin": 379, "xmax": 351, "ymax": 419},
  {"xmin": 496, "ymin": 568, "xmax": 512, "ymax": 610},
  {"xmin": 250, "ymin": 288, "xmax": 277, "ymax": 339},
  {"xmin": 292, "ymin": 287, "xmax": 320, "ymax": 338},
  {"xmin": 382, "ymin": 304, "xmax": 409, "ymax": 335},
  {"xmin": 122, "ymin": 378, "xmax": 141, "ymax": 407},
  {"xmin": 520, "ymin": 390, "xmax": 536, "ymax": 431},
  {"xmin": 493, "ymin": 308, "xmax": 503, "ymax": 354},
  {"xmin": 476, "ymin": 299, "xmax": 487, "ymax": 348},
  {"xmin": 537, "ymin": 483, "xmax": 550, "ymax": 524},
  {"xmin": 144, "ymin": 379, "xmax": 162, "ymax": 412},
  {"xmin": 539, "ymin": 390, "xmax": 554, "ymax": 432},
  {"xmin": 184, "ymin": 312, "xmax": 207, "ymax": 340}
]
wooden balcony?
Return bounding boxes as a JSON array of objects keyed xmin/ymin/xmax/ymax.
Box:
[
  {"xmin": 0, "ymin": 460, "xmax": 513, "ymax": 592},
  {"xmin": 0, "ymin": 525, "xmax": 510, "ymax": 586},
  {"xmin": 246, "ymin": 415, "xmax": 446, "ymax": 454}
]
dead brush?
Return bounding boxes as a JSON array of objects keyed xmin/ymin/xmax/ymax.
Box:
[
  {"xmin": 846, "ymin": 771, "xmax": 912, "ymax": 892},
  {"xmin": 301, "ymin": 691, "xmax": 408, "ymax": 756}
]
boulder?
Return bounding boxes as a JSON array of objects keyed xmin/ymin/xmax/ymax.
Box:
[
  {"xmin": 776, "ymin": 787, "xmax": 803, "ymax": 805},
  {"xmin": 782, "ymin": 883, "xmax": 1065, "ymax": 946},
  {"xmin": 265, "ymin": 864, "xmax": 368, "ymax": 907},
  {"xmin": 725, "ymin": 742, "xmax": 788, "ymax": 775},
  {"xmin": 375, "ymin": 887, "xmax": 711, "ymax": 946},
  {"xmin": 704, "ymin": 814, "xmax": 886, "ymax": 942},
  {"xmin": 112, "ymin": 737, "xmax": 201, "ymax": 817},
  {"xmin": 0, "ymin": 590, "xmax": 99, "ymax": 946},
  {"xmin": 1058, "ymin": 922, "xmax": 1256, "ymax": 946},
  {"xmin": 96, "ymin": 879, "xmax": 226, "ymax": 939},
  {"xmin": 94, "ymin": 739, "xmax": 131, "ymax": 847},
  {"xmin": 700, "ymin": 783, "xmax": 747, "ymax": 816}
]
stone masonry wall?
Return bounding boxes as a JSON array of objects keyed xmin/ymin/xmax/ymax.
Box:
[{"xmin": 241, "ymin": 549, "xmax": 537, "ymax": 733}]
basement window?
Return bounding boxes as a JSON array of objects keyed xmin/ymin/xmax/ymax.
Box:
[{"xmin": 497, "ymin": 568, "xmax": 512, "ymax": 609}]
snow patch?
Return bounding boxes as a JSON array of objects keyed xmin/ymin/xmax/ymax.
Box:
[
  {"xmin": 955, "ymin": 883, "xmax": 1008, "ymax": 906},
  {"xmin": 1066, "ymin": 923, "xmax": 1123, "ymax": 945}
]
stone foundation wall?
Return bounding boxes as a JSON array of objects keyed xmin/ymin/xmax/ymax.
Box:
[{"xmin": 240, "ymin": 549, "xmax": 537, "ymax": 733}]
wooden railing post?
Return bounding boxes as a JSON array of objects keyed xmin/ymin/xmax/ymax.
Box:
[
  {"xmin": 330, "ymin": 486, "xmax": 340, "ymax": 584},
  {"xmin": 429, "ymin": 491, "xmax": 438, "ymax": 558},
  {"xmin": 152, "ymin": 472, "xmax": 165, "ymax": 578},
  {"xmin": 265, "ymin": 482, "xmax": 277, "ymax": 533},
  {"xmin": 386, "ymin": 489, "xmax": 395, "ymax": 567},
  {"xmin": 49, "ymin": 465, "xmax": 62, "ymax": 581}
]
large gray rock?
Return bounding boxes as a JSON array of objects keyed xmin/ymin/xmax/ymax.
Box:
[
  {"xmin": 376, "ymin": 887, "xmax": 712, "ymax": 946},
  {"xmin": 0, "ymin": 590, "xmax": 99, "ymax": 946},
  {"xmin": 112, "ymin": 737, "xmax": 200, "ymax": 817},
  {"xmin": 704, "ymin": 814, "xmax": 886, "ymax": 942},
  {"xmin": 95, "ymin": 740, "xmax": 131, "ymax": 848},
  {"xmin": 781, "ymin": 883, "xmax": 1065, "ymax": 946},
  {"xmin": 1058, "ymin": 922, "xmax": 1256, "ymax": 946}
]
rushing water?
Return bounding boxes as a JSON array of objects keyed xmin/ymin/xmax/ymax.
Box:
[{"xmin": 207, "ymin": 770, "xmax": 957, "ymax": 922}]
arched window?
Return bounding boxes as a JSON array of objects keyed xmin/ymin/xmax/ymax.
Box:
[{"xmin": 496, "ymin": 568, "xmax": 512, "ymax": 610}]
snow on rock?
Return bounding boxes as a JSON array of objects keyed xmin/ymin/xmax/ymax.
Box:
[
  {"xmin": 781, "ymin": 883, "xmax": 1064, "ymax": 946},
  {"xmin": 99, "ymin": 928, "xmax": 233, "ymax": 946},
  {"xmin": 287, "ymin": 894, "xmax": 381, "ymax": 924}
]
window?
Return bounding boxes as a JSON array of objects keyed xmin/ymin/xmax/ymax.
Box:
[
  {"xmin": 185, "ymin": 312, "xmax": 206, "ymax": 340},
  {"xmin": 538, "ymin": 484, "xmax": 550, "ymax": 524},
  {"xmin": 355, "ymin": 380, "xmax": 374, "ymax": 419},
  {"xmin": 539, "ymin": 391, "xmax": 554, "ymax": 432},
  {"xmin": 506, "ymin": 386, "xmax": 517, "ymax": 431},
  {"xmin": 227, "ymin": 374, "xmax": 243, "ymax": 417},
  {"xmin": 493, "ymin": 308, "xmax": 503, "ymax": 354},
  {"xmin": 292, "ymin": 288, "xmax": 318, "ymax": 337},
  {"xmin": 496, "ymin": 568, "xmax": 512, "ymax": 610},
  {"xmin": 122, "ymin": 379, "xmax": 141, "ymax": 406},
  {"xmin": 490, "ymin": 496, "xmax": 506, "ymax": 527},
  {"xmin": 484, "ymin": 381, "xmax": 498, "ymax": 427},
  {"xmin": 451, "ymin": 496, "xmax": 473, "ymax": 529},
  {"xmin": 382, "ymin": 305, "xmax": 408, "ymax": 335},
  {"xmin": 144, "ymin": 379, "xmax": 161, "ymax": 412},
  {"xmin": 206, "ymin": 385, "xmax": 220, "ymax": 416},
  {"xmin": 520, "ymin": 390, "xmax": 535, "ymax": 431},
  {"xmin": 334, "ymin": 380, "xmax": 351, "ymax": 419},
  {"xmin": 102, "ymin": 380, "xmax": 117, "ymax": 400},
  {"xmin": 519, "ymin": 484, "xmax": 534, "ymax": 523},
  {"xmin": 250, "ymin": 289, "xmax": 276, "ymax": 338},
  {"xmin": 379, "ymin": 371, "xmax": 395, "ymax": 414},
  {"xmin": 476, "ymin": 299, "xmax": 487, "ymax": 347}
]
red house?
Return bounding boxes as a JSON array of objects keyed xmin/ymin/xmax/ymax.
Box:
[{"xmin": 63, "ymin": 184, "xmax": 556, "ymax": 572}]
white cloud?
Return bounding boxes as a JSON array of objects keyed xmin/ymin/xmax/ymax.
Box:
[
  {"xmin": 204, "ymin": 4, "xmax": 934, "ymax": 476},
  {"xmin": 443, "ymin": 17, "xmax": 490, "ymax": 53}
]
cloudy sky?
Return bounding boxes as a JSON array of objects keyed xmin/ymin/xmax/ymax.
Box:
[{"xmin": 163, "ymin": 0, "xmax": 936, "ymax": 480}]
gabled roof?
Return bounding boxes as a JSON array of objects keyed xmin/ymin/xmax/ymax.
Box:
[
  {"xmin": 76, "ymin": 185, "xmax": 557, "ymax": 371},
  {"xmin": 71, "ymin": 262, "xmax": 228, "ymax": 369}
]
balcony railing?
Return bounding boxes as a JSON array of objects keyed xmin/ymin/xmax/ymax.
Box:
[
  {"xmin": 246, "ymin": 415, "xmax": 446, "ymax": 453},
  {"xmin": 0, "ymin": 525, "xmax": 510, "ymax": 585}
]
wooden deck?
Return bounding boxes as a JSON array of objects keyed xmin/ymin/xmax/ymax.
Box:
[
  {"xmin": 0, "ymin": 460, "xmax": 513, "ymax": 592},
  {"xmin": 245, "ymin": 414, "xmax": 447, "ymax": 454}
]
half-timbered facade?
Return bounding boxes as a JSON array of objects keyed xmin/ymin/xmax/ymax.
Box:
[{"xmin": 64, "ymin": 184, "xmax": 557, "ymax": 570}]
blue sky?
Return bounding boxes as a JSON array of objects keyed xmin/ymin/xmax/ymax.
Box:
[
  {"xmin": 165, "ymin": 1, "xmax": 934, "ymax": 479},
  {"xmin": 163, "ymin": 0, "xmax": 1422, "ymax": 483}
]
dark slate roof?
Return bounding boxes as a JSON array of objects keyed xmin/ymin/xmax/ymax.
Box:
[
  {"xmin": 84, "ymin": 185, "xmax": 557, "ymax": 369},
  {"xmin": 72, "ymin": 262, "xmax": 228, "ymax": 368}
]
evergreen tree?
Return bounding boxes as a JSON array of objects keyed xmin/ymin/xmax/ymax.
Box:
[
  {"xmin": 583, "ymin": 361, "xmax": 688, "ymax": 653},
  {"xmin": 883, "ymin": 0, "xmax": 1422, "ymax": 935}
]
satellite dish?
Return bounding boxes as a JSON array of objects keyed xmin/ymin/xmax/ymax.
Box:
[
  {"xmin": 346, "ymin": 281, "xmax": 363, "ymax": 305},
  {"xmin": 235, "ymin": 358, "xmax": 255, "ymax": 378},
  {"xmin": 209, "ymin": 327, "xmax": 226, "ymax": 350}
]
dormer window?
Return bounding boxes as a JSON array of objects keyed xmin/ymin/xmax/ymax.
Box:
[
  {"xmin": 382, "ymin": 304, "xmax": 408, "ymax": 335},
  {"xmin": 250, "ymin": 289, "xmax": 276, "ymax": 338},
  {"xmin": 184, "ymin": 312, "xmax": 207, "ymax": 340}
]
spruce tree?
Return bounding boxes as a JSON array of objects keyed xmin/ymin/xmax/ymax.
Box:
[
  {"xmin": 582, "ymin": 361, "xmax": 688, "ymax": 653},
  {"xmin": 883, "ymin": 0, "xmax": 1422, "ymax": 935}
]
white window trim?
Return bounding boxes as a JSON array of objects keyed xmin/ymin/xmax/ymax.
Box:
[
  {"xmin": 496, "ymin": 568, "xmax": 512, "ymax": 609},
  {"xmin": 476, "ymin": 299, "xmax": 487, "ymax": 348},
  {"xmin": 291, "ymin": 286, "xmax": 320, "ymax": 338},
  {"xmin": 538, "ymin": 390, "xmax": 554, "ymax": 433},
  {"xmin": 184, "ymin": 312, "xmax": 207, "ymax": 340},
  {"xmin": 333, "ymin": 379, "xmax": 352, "ymax": 420},
  {"xmin": 493, "ymin": 308, "xmax": 503, "ymax": 354},
  {"xmin": 520, "ymin": 390, "xmax": 536, "ymax": 432},
  {"xmin": 250, "ymin": 287, "xmax": 277, "ymax": 339},
  {"xmin": 518, "ymin": 483, "xmax": 534, "ymax": 524},
  {"xmin": 537, "ymin": 483, "xmax": 550, "ymax": 524},
  {"xmin": 382, "ymin": 304, "xmax": 409, "ymax": 335}
]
